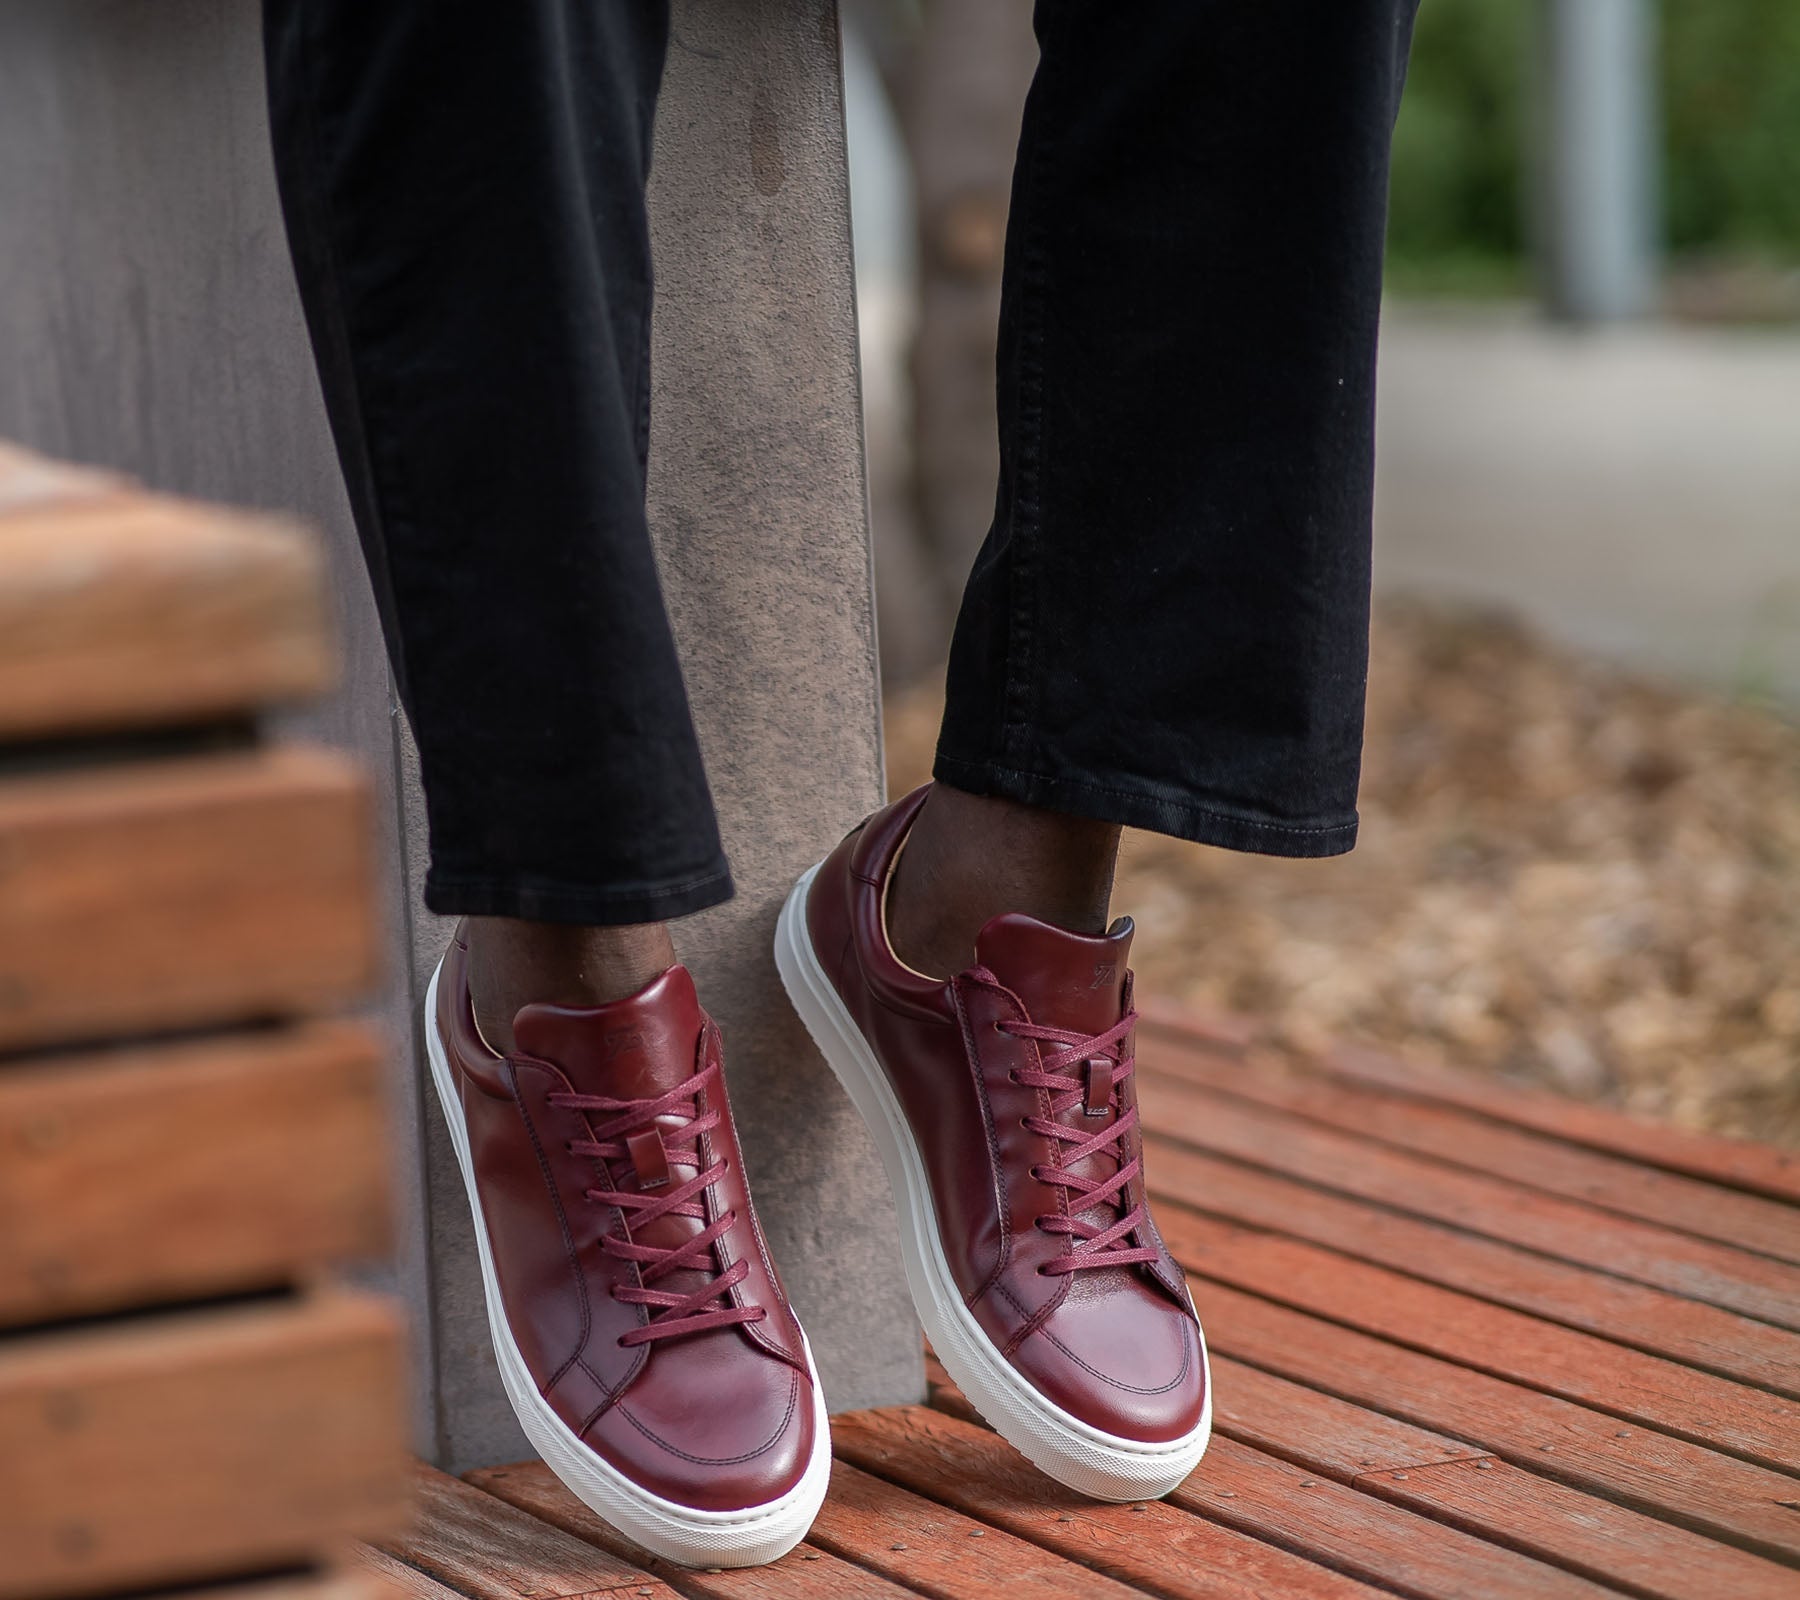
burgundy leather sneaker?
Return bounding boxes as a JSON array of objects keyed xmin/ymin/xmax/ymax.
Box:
[
  {"xmin": 424, "ymin": 927, "xmax": 829, "ymax": 1566},
  {"xmin": 776, "ymin": 785, "xmax": 1209, "ymax": 1500}
]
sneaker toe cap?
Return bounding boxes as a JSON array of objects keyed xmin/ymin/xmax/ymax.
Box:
[
  {"xmin": 586, "ymin": 1347, "xmax": 820, "ymax": 1512},
  {"xmin": 1010, "ymin": 1284, "xmax": 1207, "ymax": 1444}
]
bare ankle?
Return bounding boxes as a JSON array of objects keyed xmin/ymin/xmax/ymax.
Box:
[
  {"xmin": 886, "ymin": 784, "xmax": 1121, "ymax": 978},
  {"xmin": 464, "ymin": 915, "xmax": 677, "ymax": 1053}
]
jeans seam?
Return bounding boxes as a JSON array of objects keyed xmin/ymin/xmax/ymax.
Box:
[
  {"xmin": 291, "ymin": 7, "xmax": 424, "ymax": 710},
  {"xmin": 997, "ymin": 2, "xmax": 1074, "ymax": 771}
]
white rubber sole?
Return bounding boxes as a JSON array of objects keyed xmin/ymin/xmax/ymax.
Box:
[
  {"xmin": 775, "ymin": 861, "xmax": 1211, "ymax": 1501},
  {"xmin": 423, "ymin": 959, "xmax": 831, "ymax": 1569}
]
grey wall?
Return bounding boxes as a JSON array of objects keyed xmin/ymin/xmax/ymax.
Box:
[{"xmin": 0, "ymin": 0, "xmax": 920, "ymax": 1469}]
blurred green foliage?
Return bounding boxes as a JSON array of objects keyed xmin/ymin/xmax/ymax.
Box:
[{"xmin": 1385, "ymin": 0, "xmax": 1800, "ymax": 281}]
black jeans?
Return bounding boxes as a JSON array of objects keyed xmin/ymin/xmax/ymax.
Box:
[{"xmin": 264, "ymin": 1, "xmax": 1416, "ymax": 927}]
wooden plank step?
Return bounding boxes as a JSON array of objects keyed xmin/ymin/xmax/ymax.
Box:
[
  {"xmin": 377, "ymin": 1465, "xmax": 673, "ymax": 1600},
  {"xmin": 1137, "ymin": 1069, "xmax": 1800, "ymax": 1330},
  {"xmin": 1139, "ymin": 1034, "xmax": 1800, "ymax": 1266},
  {"xmin": 0, "ymin": 1288, "xmax": 408, "ymax": 1600},
  {"xmin": 0, "ymin": 1020, "xmax": 389, "ymax": 1326},
  {"xmin": 1206, "ymin": 1356, "xmax": 1798, "ymax": 1600},
  {"xmin": 170, "ymin": 1571, "xmax": 409, "ymax": 1600},
  {"xmin": 0, "ymin": 747, "xmax": 376, "ymax": 1053},
  {"xmin": 1139, "ymin": 1004, "xmax": 1800, "ymax": 1208},
  {"xmin": 1193, "ymin": 1279, "xmax": 1800, "ymax": 1563},
  {"xmin": 1141, "ymin": 1132, "xmax": 1800, "ymax": 1394},
  {"xmin": 1156, "ymin": 1208, "xmax": 1800, "ymax": 1472},
  {"xmin": 832, "ymin": 1403, "xmax": 1390, "ymax": 1600},
  {"xmin": 165, "ymin": 1573, "xmax": 411, "ymax": 1600},
  {"xmin": 469, "ymin": 1459, "xmax": 913, "ymax": 1600},
  {"xmin": 0, "ymin": 447, "xmax": 331, "ymax": 739}
]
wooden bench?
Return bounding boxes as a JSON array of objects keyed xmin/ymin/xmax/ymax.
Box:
[
  {"xmin": 369, "ymin": 1005, "xmax": 1800, "ymax": 1599},
  {"xmin": 0, "ymin": 445, "xmax": 410, "ymax": 1600}
]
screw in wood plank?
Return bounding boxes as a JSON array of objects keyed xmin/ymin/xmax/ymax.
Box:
[
  {"xmin": 44, "ymin": 1391, "xmax": 86, "ymax": 1430},
  {"xmin": 1539, "ymin": 1444, "xmax": 1556, "ymax": 1452},
  {"xmin": 1474, "ymin": 1460, "xmax": 1493, "ymax": 1470},
  {"xmin": 1129, "ymin": 1502, "xmax": 1147, "ymax": 1512},
  {"xmin": 1614, "ymin": 1430, "xmax": 1631, "ymax": 1438},
  {"xmin": 801, "ymin": 1552, "xmax": 820, "ymax": 1560},
  {"xmin": 891, "ymin": 1543, "xmax": 907, "ymax": 1551},
  {"xmin": 1391, "ymin": 1472, "xmax": 1408, "ymax": 1480},
  {"xmin": 20, "ymin": 1111, "xmax": 66, "ymax": 1152},
  {"xmin": 1300, "ymin": 1480, "xmax": 1318, "ymax": 1488},
  {"xmin": 1217, "ymin": 1489, "xmax": 1236, "ymax": 1498}
]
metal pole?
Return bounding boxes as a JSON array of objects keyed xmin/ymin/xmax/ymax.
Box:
[{"xmin": 1538, "ymin": 0, "xmax": 1660, "ymax": 321}]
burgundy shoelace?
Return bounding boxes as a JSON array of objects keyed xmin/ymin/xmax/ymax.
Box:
[
  {"xmin": 549, "ymin": 1053, "xmax": 766, "ymax": 1348},
  {"xmin": 984, "ymin": 990, "xmax": 1159, "ymax": 1277}
]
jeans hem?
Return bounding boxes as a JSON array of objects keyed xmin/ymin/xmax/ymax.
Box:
[
  {"xmin": 932, "ymin": 753, "xmax": 1358, "ymax": 860},
  {"xmin": 423, "ymin": 863, "xmax": 735, "ymax": 926}
]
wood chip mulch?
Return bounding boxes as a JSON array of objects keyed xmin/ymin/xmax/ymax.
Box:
[{"xmin": 884, "ymin": 599, "xmax": 1800, "ymax": 1147}]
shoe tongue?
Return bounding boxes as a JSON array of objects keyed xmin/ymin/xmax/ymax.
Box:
[
  {"xmin": 973, "ymin": 913, "xmax": 1133, "ymax": 1034},
  {"xmin": 511, "ymin": 964, "xmax": 705, "ymax": 1099},
  {"xmin": 513, "ymin": 965, "xmax": 717, "ymax": 1329}
]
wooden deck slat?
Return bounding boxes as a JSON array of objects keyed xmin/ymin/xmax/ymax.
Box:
[
  {"xmin": 1137, "ymin": 1069, "xmax": 1800, "ymax": 1330},
  {"xmin": 1353, "ymin": 1455, "xmax": 1800, "ymax": 1600},
  {"xmin": 1320, "ymin": 1034, "xmax": 1800, "ymax": 1206},
  {"xmin": 1205, "ymin": 1357, "xmax": 1800, "ymax": 1600},
  {"xmin": 357, "ymin": 1548, "xmax": 470, "ymax": 1600},
  {"xmin": 1173, "ymin": 1435, "xmax": 1628, "ymax": 1599},
  {"xmin": 907, "ymin": 1375, "xmax": 1627, "ymax": 1598},
  {"xmin": 1157, "ymin": 1208, "xmax": 1800, "ymax": 1471},
  {"xmin": 468, "ymin": 1460, "xmax": 915, "ymax": 1600},
  {"xmin": 815, "ymin": 1459, "xmax": 1151, "ymax": 1600},
  {"xmin": 1139, "ymin": 1034, "xmax": 1800, "ymax": 1266},
  {"xmin": 832, "ymin": 1404, "xmax": 1393, "ymax": 1600},
  {"xmin": 920, "ymin": 1359, "xmax": 1718, "ymax": 1600},
  {"xmin": 378, "ymin": 1465, "xmax": 673, "ymax": 1600},
  {"xmin": 1140, "ymin": 1005, "xmax": 1800, "ymax": 1206},
  {"xmin": 1210, "ymin": 1355, "xmax": 1493, "ymax": 1476},
  {"xmin": 1142, "ymin": 1133, "xmax": 1800, "ymax": 1395},
  {"xmin": 1193, "ymin": 1279, "xmax": 1800, "ymax": 1563}
]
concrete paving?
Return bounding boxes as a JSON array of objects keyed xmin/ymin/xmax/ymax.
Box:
[{"xmin": 1374, "ymin": 304, "xmax": 1800, "ymax": 704}]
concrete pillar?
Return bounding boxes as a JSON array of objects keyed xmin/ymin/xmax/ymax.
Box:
[{"xmin": 0, "ymin": 0, "xmax": 920, "ymax": 1470}]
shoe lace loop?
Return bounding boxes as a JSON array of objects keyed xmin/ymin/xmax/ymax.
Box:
[
  {"xmin": 992, "ymin": 1001, "xmax": 1158, "ymax": 1277},
  {"xmin": 548, "ymin": 1055, "xmax": 765, "ymax": 1347}
]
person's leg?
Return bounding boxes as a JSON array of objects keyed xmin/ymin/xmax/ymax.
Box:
[
  {"xmin": 263, "ymin": 0, "xmax": 719, "ymax": 1043},
  {"xmin": 264, "ymin": 5, "xmax": 829, "ymax": 1561},
  {"xmin": 891, "ymin": 0, "xmax": 1419, "ymax": 975},
  {"xmin": 781, "ymin": 0, "xmax": 1416, "ymax": 1500}
]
